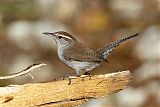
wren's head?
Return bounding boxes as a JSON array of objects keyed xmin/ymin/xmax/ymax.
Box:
[{"xmin": 42, "ymin": 31, "xmax": 77, "ymax": 48}]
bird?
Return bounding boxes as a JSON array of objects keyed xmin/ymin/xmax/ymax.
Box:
[{"xmin": 42, "ymin": 31, "xmax": 139, "ymax": 77}]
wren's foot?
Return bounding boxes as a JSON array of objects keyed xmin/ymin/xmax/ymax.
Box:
[
  {"xmin": 63, "ymin": 73, "xmax": 71, "ymax": 85},
  {"xmin": 83, "ymin": 71, "xmax": 92, "ymax": 80}
]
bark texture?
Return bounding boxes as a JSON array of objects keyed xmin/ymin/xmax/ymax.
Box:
[{"xmin": 0, "ymin": 71, "xmax": 132, "ymax": 107}]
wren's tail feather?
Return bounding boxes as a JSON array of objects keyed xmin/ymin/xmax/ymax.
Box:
[{"xmin": 100, "ymin": 33, "xmax": 139, "ymax": 59}]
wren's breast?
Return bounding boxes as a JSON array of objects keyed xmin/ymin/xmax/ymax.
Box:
[
  {"xmin": 57, "ymin": 47, "xmax": 72, "ymax": 67},
  {"xmin": 57, "ymin": 48, "xmax": 66, "ymax": 62}
]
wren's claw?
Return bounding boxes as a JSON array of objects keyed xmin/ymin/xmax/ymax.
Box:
[
  {"xmin": 83, "ymin": 71, "xmax": 92, "ymax": 80},
  {"xmin": 63, "ymin": 73, "xmax": 72, "ymax": 85},
  {"xmin": 68, "ymin": 77, "xmax": 71, "ymax": 85}
]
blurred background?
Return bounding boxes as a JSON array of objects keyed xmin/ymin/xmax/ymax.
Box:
[{"xmin": 0, "ymin": 0, "xmax": 160, "ymax": 107}]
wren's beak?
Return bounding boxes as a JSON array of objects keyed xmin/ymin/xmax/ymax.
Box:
[
  {"xmin": 42, "ymin": 32, "xmax": 54, "ymax": 36},
  {"xmin": 42, "ymin": 32, "xmax": 57, "ymax": 43}
]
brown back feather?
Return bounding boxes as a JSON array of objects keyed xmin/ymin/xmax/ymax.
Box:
[{"xmin": 63, "ymin": 42, "xmax": 102, "ymax": 63}]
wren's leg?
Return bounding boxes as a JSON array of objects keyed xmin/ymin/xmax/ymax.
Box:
[
  {"xmin": 84, "ymin": 71, "xmax": 90, "ymax": 75},
  {"xmin": 84, "ymin": 71, "xmax": 92, "ymax": 80},
  {"xmin": 63, "ymin": 73, "xmax": 71, "ymax": 85},
  {"xmin": 76, "ymin": 69, "xmax": 86, "ymax": 81},
  {"xmin": 63, "ymin": 70, "xmax": 81, "ymax": 85}
]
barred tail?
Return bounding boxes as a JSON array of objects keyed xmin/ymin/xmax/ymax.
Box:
[{"xmin": 102, "ymin": 33, "xmax": 139, "ymax": 59}]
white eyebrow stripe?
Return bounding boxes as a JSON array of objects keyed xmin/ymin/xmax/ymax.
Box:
[{"xmin": 60, "ymin": 35, "xmax": 72, "ymax": 40}]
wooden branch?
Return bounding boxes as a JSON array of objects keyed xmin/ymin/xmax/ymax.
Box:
[{"xmin": 0, "ymin": 71, "xmax": 132, "ymax": 107}]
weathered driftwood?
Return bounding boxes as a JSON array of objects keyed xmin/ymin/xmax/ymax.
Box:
[{"xmin": 0, "ymin": 71, "xmax": 132, "ymax": 107}]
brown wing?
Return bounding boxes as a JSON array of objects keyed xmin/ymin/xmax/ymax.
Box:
[{"xmin": 63, "ymin": 43, "xmax": 102, "ymax": 63}]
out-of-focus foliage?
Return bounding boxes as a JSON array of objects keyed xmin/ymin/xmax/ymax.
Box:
[
  {"xmin": 0, "ymin": 0, "xmax": 159, "ymax": 107},
  {"xmin": 0, "ymin": 1, "xmax": 37, "ymax": 22}
]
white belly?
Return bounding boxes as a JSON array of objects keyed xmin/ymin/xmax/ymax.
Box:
[{"xmin": 68, "ymin": 61, "xmax": 98, "ymax": 71}]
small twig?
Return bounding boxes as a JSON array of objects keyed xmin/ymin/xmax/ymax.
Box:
[{"xmin": 0, "ymin": 63, "xmax": 47, "ymax": 80}]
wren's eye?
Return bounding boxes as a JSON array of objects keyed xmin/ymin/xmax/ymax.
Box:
[{"xmin": 58, "ymin": 36, "xmax": 62, "ymax": 39}]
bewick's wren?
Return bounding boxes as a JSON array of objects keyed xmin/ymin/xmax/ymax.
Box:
[{"xmin": 43, "ymin": 31, "xmax": 139, "ymax": 76}]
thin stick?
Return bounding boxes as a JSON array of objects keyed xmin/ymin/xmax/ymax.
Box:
[{"xmin": 0, "ymin": 63, "xmax": 47, "ymax": 80}]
